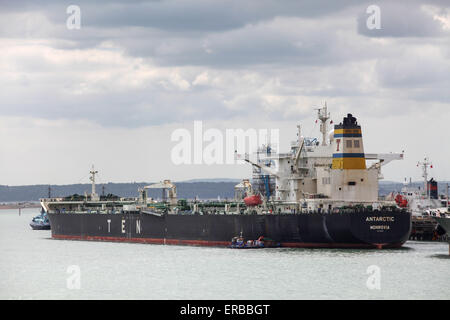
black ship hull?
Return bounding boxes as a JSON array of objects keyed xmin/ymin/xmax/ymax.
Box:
[{"xmin": 48, "ymin": 210, "xmax": 411, "ymax": 249}]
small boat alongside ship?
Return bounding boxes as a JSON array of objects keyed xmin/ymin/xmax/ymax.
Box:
[
  {"xmin": 41, "ymin": 106, "xmax": 412, "ymax": 249},
  {"xmin": 229, "ymin": 234, "xmax": 280, "ymax": 249}
]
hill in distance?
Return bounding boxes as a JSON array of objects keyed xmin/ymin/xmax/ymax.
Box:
[{"xmin": 0, "ymin": 180, "xmax": 449, "ymax": 202}]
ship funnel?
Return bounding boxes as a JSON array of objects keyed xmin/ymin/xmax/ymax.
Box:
[
  {"xmin": 332, "ymin": 114, "xmax": 366, "ymax": 170},
  {"xmin": 330, "ymin": 114, "xmax": 378, "ymax": 202}
]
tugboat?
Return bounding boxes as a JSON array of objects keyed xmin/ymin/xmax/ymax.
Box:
[{"xmin": 30, "ymin": 210, "xmax": 51, "ymax": 230}]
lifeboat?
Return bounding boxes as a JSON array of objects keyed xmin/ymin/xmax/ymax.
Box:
[
  {"xmin": 244, "ymin": 194, "xmax": 263, "ymax": 206},
  {"xmin": 395, "ymin": 194, "xmax": 408, "ymax": 208}
]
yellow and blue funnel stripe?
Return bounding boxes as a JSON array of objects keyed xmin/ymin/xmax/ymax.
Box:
[
  {"xmin": 334, "ymin": 129, "xmax": 362, "ymax": 138},
  {"xmin": 332, "ymin": 153, "xmax": 366, "ymax": 169}
]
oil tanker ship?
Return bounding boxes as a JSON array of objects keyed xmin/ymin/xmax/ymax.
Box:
[{"xmin": 41, "ymin": 107, "xmax": 411, "ymax": 249}]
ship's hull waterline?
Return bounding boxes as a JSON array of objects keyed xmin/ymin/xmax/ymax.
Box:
[{"xmin": 48, "ymin": 210, "xmax": 411, "ymax": 249}]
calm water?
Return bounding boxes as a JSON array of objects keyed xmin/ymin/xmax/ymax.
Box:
[{"xmin": 1, "ymin": 208, "xmax": 449, "ymax": 300}]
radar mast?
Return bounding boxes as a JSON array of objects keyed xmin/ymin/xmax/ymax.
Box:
[
  {"xmin": 417, "ymin": 158, "xmax": 433, "ymax": 199},
  {"xmin": 89, "ymin": 165, "xmax": 99, "ymax": 201},
  {"xmin": 317, "ymin": 103, "xmax": 331, "ymax": 146}
]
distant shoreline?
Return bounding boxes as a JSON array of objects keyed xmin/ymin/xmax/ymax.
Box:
[
  {"xmin": 1, "ymin": 180, "xmax": 449, "ymax": 203},
  {"xmin": 0, "ymin": 203, "xmax": 41, "ymax": 210}
]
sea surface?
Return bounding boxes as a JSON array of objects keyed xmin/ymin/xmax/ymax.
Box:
[{"xmin": 1, "ymin": 208, "xmax": 449, "ymax": 300}]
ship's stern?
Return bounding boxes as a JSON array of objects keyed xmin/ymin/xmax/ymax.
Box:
[{"xmin": 350, "ymin": 210, "xmax": 412, "ymax": 249}]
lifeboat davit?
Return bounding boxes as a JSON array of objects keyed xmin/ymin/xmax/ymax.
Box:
[
  {"xmin": 395, "ymin": 194, "xmax": 408, "ymax": 208},
  {"xmin": 244, "ymin": 194, "xmax": 263, "ymax": 206}
]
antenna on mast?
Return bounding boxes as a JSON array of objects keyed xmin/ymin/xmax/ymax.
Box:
[
  {"xmin": 89, "ymin": 165, "xmax": 99, "ymax": 201},
  {"xmin": 417, "ymin": 157, "xmax": 433, "ymax": 199},
  {"xmin": 316, "ymin": 102, "xmax": 331, "ymax": 146}
]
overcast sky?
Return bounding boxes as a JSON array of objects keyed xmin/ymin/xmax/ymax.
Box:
[{"xmin": 0, "ymin": 0, "xmax": 449, "ymax": 186}]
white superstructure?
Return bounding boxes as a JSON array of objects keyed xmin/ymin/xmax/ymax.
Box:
[
  {"xmin": 237, "ymin": 105, "xmax": 404, "ymax": 209},
  {"xmin": 397, "ymin": 160, "xmax": 447, "ymax": 216}
]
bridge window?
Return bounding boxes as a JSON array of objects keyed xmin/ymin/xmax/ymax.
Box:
[
  {"xmin": 346, "ymin": 140, "xmax": 352, "ymax": 148},
  {"xmin": 354, "ymin": 140, "xmax": 360, "ymax": 148}
]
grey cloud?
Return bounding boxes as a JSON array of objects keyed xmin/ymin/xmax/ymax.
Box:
[
  {"xmin": 3, "ymin": 0, "xmax": 362, "ymax": 32},
  {"xmin": 124, "ymin": 22, "xmax": 337, "ymax": 67},
  {"xmin": 0, "ymin": 85, "xmax": 239, "ymax": 128},
  {"xmin": 0, "ymin": 0, "xmax": 449, "ymax": 129},
  {"xmin": 374, "ymin": 46, "xmax": 450, "ymax": 104},
  {"xmin": 376, "ymin": 56, "xmax": 450, "ymax": 87}
]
